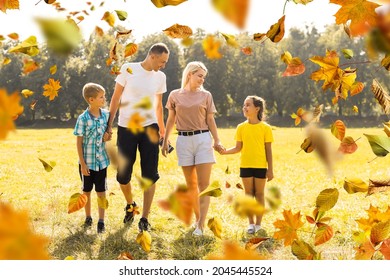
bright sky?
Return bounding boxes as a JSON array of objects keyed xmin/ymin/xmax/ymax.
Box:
[{"xmin": 0, "ymin": 0, "xmax": 342, "ymax": 43}]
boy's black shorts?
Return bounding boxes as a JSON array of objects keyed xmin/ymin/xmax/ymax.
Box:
[
  {"xmin": 116, "ymin": 124, "xmax": 160, "ymax": 185},
  {"xmin": 79, "ymin": 165, "xmax": 107, "ymax": 192},
  {"xmin": 240, "ymin": 168, "xmax": 267, "ymax": 179}
]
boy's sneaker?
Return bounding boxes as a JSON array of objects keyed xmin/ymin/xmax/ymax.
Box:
[
  {"xmin": 123, "ymin": 202, "xmax": 137, "ymax": 224},
  {"xmin": 247, "ymin": 224, "xmax": 255, "ymax": 234},
  {"xmin": 97, "ymin": 221, "xmax": 105, "ymax": 233},
  {"xmin": 138, "ymin": 217, "xmax": 151, "ymax": 232},
  {"xmin": 84, "ymin": 217, "xmax": 93, "ymax": 228}
]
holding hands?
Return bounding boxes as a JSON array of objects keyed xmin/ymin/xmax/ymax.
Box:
[{"xmin": 213, "ymin": 142, "xmax": 225, "ymax": 154}]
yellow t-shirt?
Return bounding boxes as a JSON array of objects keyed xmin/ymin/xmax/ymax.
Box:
[{"xmin": 235, "ymin": 121, "xmax": 274, "ymax": 168}]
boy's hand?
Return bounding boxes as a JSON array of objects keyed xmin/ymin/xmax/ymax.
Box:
[
  {"xmin": 103, "ymin": 131, "xmax": 112, "ymax": 142},
  {"xmin": 80, "ymin": 163, "xmax": 90, "ymax": 176}
]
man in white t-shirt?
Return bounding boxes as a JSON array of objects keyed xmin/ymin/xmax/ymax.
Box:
[{"xmin": 107, "ymin": 43, "xmax": 169, "ymax": 232}]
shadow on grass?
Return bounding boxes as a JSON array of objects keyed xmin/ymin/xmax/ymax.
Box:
[
  {"xmin": 51, "ymin": 227, "xmax": 97, "ymax": 260},
  {"xmin": 171, "ymin": 230, "xmax": 216, "ymax": 260}
]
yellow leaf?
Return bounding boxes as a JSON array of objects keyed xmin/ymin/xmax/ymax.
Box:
[
  {"xmin": 281, "ymin": 51, "xmax": 293, "ymax": 64},
  {"xmin": 127, "ymin": 112, "xmax": 145, "ymax": 134},
  {"xmin": 21, "ymin": 89, "xmax": 34, "ymax": 98},
  {"xmin": 343, "ymin": 178, "xmax": 368, "ymax": 194},
  {"xmin": 315, "ymin": 188, "xmax": 339, "ymax": 212},
  {"xmin": 199, "ymin": 181, "xmax": 222, "ymax": 197},
  {"xmin": 43, "ymin": 78, "xmax": 62, "ymax": 101},
  {"xmin": 207, "ymin": 217, "xmax": 222, "ymax": 239},
  {"xmin": 38, "ymin": 158, "xmax": 56, "ymax": 172},
  {"xmin": 266, "ymin": 15, "xmax": 286, "ymax": 43},
  {"xmin": 233, "ymin": 194, "xmax": 265, "ymax": 218},
  {"xmin": 36, "ymin": 18, "xmax": 82, "ymax": 55},
  {"xmin": 3, "ymin": 57, "xmax": 11, "ymax": 65},
  {"xmin": 0, "ymin": 202, "xmax": 50, "ymax": 260},
  {"xmin": 8, "ymin": 36, "xmax": 39, "ymax": 56},
  {"xmin": 102, "ymin": 11, "xmax": 115, "ymax": 27},
  {"xmin": 115, "ymin": 10, "xmax": 127, "ymax": 21},
  {"xmin": 151, "ymin": 0, "xmax": 187, "ymax": 8},
  {"xmin": 135, "ymin": 174, "xmax": 154, "ymax": 191},
  {"xmin": 220, "ymin": 33, "xmax": 239, "ymax": 48},
  {"xmin": 370, "ymin": 220, "xmax": 390, "ymax": 245},
  {"xmin": 97, "ymin": 196, "xmax": 109, "ymax": 210},
  {"xmin": 202, "ymin": 35, "xmax": 222, "ymax": 60},
  {"xmin": 291, "ymin": 239, "xmax": 320, "ymax": 260},
  {"xmin": 64, "ymin": 256, "xmax": 75, "ymax": 260},
  {"xmin": 310, "ymin": 50, "xmax": 340, "ymax": 91},
  {"xmin": 207, "ymin": 241, "xmax": 266, "ymax": 260},
  {"xmin": 356, "ymin": 204, "xmax": 390, "ymax": 233},
  {"xmin": 95, "ymin": 26, "xmax": 104, "ymax": 36},
  {"xmin": 145, "ymin": 125, "xmax": 160, "ymax": 144},
  {"xmin": 49, "ymin": 65, "xmax": 57, "ymax": 75},
  {"xmin": 124, "ymin": 43, "xmax": 138, "ymax": 58},
  {"xmin": 136, "ymin": 231, "xmax": 151, "ymax": 252},
  {"xmin": 163, "ymin": 23, "xmax": 193, "ymax": 39},
  {"xmin": 211, "ymin": 0, "xmax": 249, "ymax": 29},
  {"xmin": 381, "ymin": 54, "xmax": 390, "ymax": 71},
  {"xmin": 67, "ymin": 193, "xmax": 88, "ymax": 214}
]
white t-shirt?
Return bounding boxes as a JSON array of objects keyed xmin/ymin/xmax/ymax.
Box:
[{"xmin": 115, "ymin": 62, "xmax": 167, "ymax": 127}]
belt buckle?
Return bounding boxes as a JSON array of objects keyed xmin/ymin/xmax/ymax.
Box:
[{"xmin": 188, "ymin": 131, "xmax": 194, "ymax": 136}]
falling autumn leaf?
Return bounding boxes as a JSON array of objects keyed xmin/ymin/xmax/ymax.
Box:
[
  {"xmin": 110, "ymin": 65, "xmax": 121, "ymax": 75},
  {"xmin": 8, "ymin": 36, "xmax": 39, "ymax": 56},
  {"xmin": 371, "ymin": 79, "xmax": 390, "ymax": 115},
  {"xmin": 338, "ymin": 136, "xmax": 358, "ymax": 154},
  {"xmin": 30, "ymin": 99, "xmax": 38, "ymax": 110},
  {"xmin": 241, "ymin": 46, "xmax": 252, "ymax": 55},
  {"xmin": 356, "ymin": 204, "xmax": 390, "ymax": 233},
  {"xmin": 330, "ymin": 0, "xmax": 380, "ymax": 37},
  {"xmin": 350, "ymin": 81, "xmax": 364, "ymax": 96},
  {"xmin": 233, "ymin": 194, "xmax": 265, "ymax": 218},
  {"xmin": 199, "ymin": 181, "xmax": 222, "ymax": 197},
  {"xmin": 207, "ymin": 217, "xmax": 222, "ymax": 239},
  {"xmin": 293, "ymin": 0, "xmax": 314, "ymax": 4},
  {"xmin": 115, "ymin": 10, "xmax": 128, "ymax": 21},
  {"xmin": 364, "ymin": 133, "xmax": 390, "ymax": 157},
  {"xmin": 202, "ymin": 35, "xmax": 222, "ymax": 59},
  {"xmin": 207, "ymin": 241, "xmax": 266, "ymax": 260},
  {"xmin": 245, "ymin": 237, "xmax": 270, "ymax": 250},
  {"xmin": 0, "ymin": 0, "xmax": 19, "ymax": 13},
  {"xmin": 7, "ymin": 32, "xmax": 18, "ymax": 40},
  {"xmin": 3, "ymin": 57, "xmax": 11, "ymax": 65},
  {"xmin": 220, "ymin": 33, "xmax": 239, "ymax": 48},
  {"xmin": 102, "ymin": 11, "xmax": 115, "ymax": 27},
  {"xmin": 49, "ymin": 65, "xmax": 57, "ymax": 75},
  {"xmin": 124, "ymin": 43, "xmax": 138, "ymax": 58},
  {"xmin": 97, "ymin": 196, "xmax": 109, "ymax": 209},
  {"xmin": 315, "ymin": 224, "xmax": 334, "ymax": 245},
  {"xmin": 127, "ymin": 112, "xmax": 145, "ymax": 134},
  {"xmin": 0, "ymin": 202, "xmax": 50, "ymax": 260},
  {"xmin": 316, "ymin": 188, "xmax": 339, "ymax": 212},
  {"xmin": 368, "ymin": 178, "xmax": 390, "ymax": 195},
  {"xmin": 116, "ymin": 29, "xmax": 132, "ymax": 39},
  {"xmin": 145, "ymin": 125, "xmax": 160, "ymax": 144},
  {"xmin": 266, "ymin": 15, "xmax": 286, "ymax": 43},
  {"xmin": 353, "ymin": 105, "xmax": 359, "ymax": 113},
  {"xmin": 331, "ymin": 120, "xmax": 346, "ymax": 141},
  {"xmin": 136, "ymin": 231, "xmax": 151, "ymax": 252},
  {"xmin": 341, "ymin": 48, "xmax": 354, "ymax": 59},
  {"xmin": 265, "ymin": 185, "xmax": 281, "ymax": 210},
  {"xmin": 135, "ymin": 175, "xmax": 154, "ymax": 191},
  {"xmin": 95, "ymin": 26, "xmax": 104, "ymax": 36},
  {"xmin": 21, "ymin": 89, "xmax": 34, "ymax": 98},
  {"xmin": 163, "ymin": 24, "xmax": 193, "ymax": 39},
  {"xmin": 0, "ymin": 89, "xmax": 24, "ymax": 140},
  {"xmin": 67, "ymin": 193, "xmax": 88, "ymax": 214},
  {"xmin": 38, "ymin": 158, "xmax": 56, "ymax": 172},
  {"xmin": 151, "ymin": 0, "xmax": 187, "ymax": 8},
  {"xmin": 43, "ymin": 78, "xmax": 62, "ymax": 101},
  {"xmin": 22, "ymin": 59, "xmax": 39, "ymax": 75},
  {"xmin": 291, "ymin": 108, "xmax": 309, "ymax": 126},
  {"xmin": 211, "ymin": 0, "xmax": 249, "ymax": 29},
  {"xmin": 273, "ymin": 209, "xmax": 304, "ymax": 246}
]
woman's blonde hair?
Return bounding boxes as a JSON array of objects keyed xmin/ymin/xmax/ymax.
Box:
[{"xmin": 181, "ymin": 61, "xmax": 208, "ymax": 89}]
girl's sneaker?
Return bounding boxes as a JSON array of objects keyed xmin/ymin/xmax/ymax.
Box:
[
  {"xmin": 247, "ymin": 224, "xmax": 255, "ymax": 234},
  {"xmin": 254, "ymin": 225, "xmax": 261, "ymax": 233},
  {"xmin": 192, "ymin": 227, "xmax": 203, "ymax": 236}
]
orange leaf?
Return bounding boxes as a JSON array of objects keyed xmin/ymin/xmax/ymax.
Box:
[
  {"xmin": 43, "ymin": 78, "xmax": 61, "ymax": 101},
  {"xmin": 331, "ymin": 120, "xmax": 346, "ymax": 141},
  {"xmin": 241, "ymin": 47, "xmax": 252, "ymax": 55},
  {"xmin": 124, "ymin": 43, "xmax": 138, "ymax": 58},
  {"xmin": 163, "ymin": 23, "xmax": 192, "ymax": 39},
  {"xmin": 95, "ymin": 26, "xmax": 104, "ymax": 36},
  {"xmin": 310, "ymin": 50, "xmax": 340, "ymax": 91},
  {"xmin": 338, "ymin": 136, "xmax": 358, "ymax": 154},
  {"xmin": 245, "ymin": 237, "xmax": 270, "ymax": 250},
  {"xmin": 207, "ymin": 241, "xmax": 266, "ymax": 260},
  {"xmin": 273, "ymin": 209, "xmax": 304, "ymax": 246},
  {"xmin": 22, "ymin": 59, "xmax": 39, "ymax": 75},
  {"xmin": 117, "ymin": 252, "xmax": 134, "ymax": 260},
  {"xmin": 67, "ymin": 193, "xmax": 88, "ymax": 214},
  {"xmin": 282, "ymin": 57, "xmax": 305, "ymax": 77},
  {"xmin": 370, "ymin": 220, "xmax": 390, "ymax": 245},
  {"xmin": 355, "ymin": 240, "xmax": 376, "ymax": 260},
  {"xmin": 101, "ymin": 11, "xmax": 115, "ymax": 27},
  {"xmin": 314, "ymin": 224, "xmax": 334, "ymax": 245},
  {"xmin": 379, "ymin": 239, "xmax": 390, "ymax": 260},
  {"xmin": 350, "ymin": 81, "xmax": 364, "ymax": 96},
  {"xmin": 0, "ymin": 89, "xmax": 24, "ymax": 140},
  {"xmin": 266, "ymin": 15, "xmax": 286, "ymax": 43},
  {"xmin": 211, "ymin": 0, "xmax": 249, "ymax": 29},
  {"xmin": 0, "ymin": 0, "xmax": 19, "ymax": 13},
  {"xmin": 202, "ymin": 35, "xmax": 222, "ymax": 60},
  {"xmin": 330, "ymin": 0, "xmax": 380, "ymax": 37},
  {"xmin": 7, "ymin": 32, "xmax": 19, "ymax": 40}
]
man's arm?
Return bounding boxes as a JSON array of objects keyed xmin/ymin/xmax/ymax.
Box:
[
  {"xmin": 107, "ymin": 82, "xmax": 124, "ymax": 133},
  {"xmin": 155, "ymin": 94, "xmax": 165, "ymax": 139}
]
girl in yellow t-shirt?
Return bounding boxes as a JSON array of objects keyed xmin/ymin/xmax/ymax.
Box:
[{"xmin": 219, "ymin": 95, "xmax": 274, "ymax": 234}]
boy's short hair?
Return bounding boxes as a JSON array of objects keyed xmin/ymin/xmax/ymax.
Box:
[{"xmin": 82, "ymin": 83, "xmax": 105, "ymax": 103}]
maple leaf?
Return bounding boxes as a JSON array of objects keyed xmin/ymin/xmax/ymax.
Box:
[
  {"xmin": 43, "ymin": 78, "xmax": 61, "ymax": 101},
  {"xmin": 202, "ymin": 35, "xmax": 222, "ymax": 59},
  {"xmin": 273, "ymin": 209, "xmax": 304, "ymax": 246},
  {"xmin": 310, "ymin": 50, "xmax": 340, "ymax": 91},
  {"xmin": 0, "ymin": 0, "xmax": 19, "ymax": 13},
  {"xmin": 0, "ymin": 202, "xmax": 50, "ymax": 259},
  {"xmin": 356, "ymin": 204, "xmax": 390, "ymax": 233},
  {"xmin": 330, "ymin": 0, "xmax": 380, "ymax": 37},
  {"xmin": 0, "ymin": 89, "xmax": 24, "ymax": 140},
  {"xmin": 207, "ymin": 241, "xmax": 266, "ymax": 260},
  {"xmin": 211, "ymin": 0, "xmax": 249, "ymax": 29}
]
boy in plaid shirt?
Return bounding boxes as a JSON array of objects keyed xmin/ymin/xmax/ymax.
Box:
[{"xmin": 74, "ymin": 83, "xmax": 111, "ymax": 233}]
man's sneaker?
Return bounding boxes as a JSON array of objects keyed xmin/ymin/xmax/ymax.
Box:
[
  {"xmin": 97, "ymin": 221, "xmax": 105, "ymax": 233},
  {"xmin": 84, "ymin": 217, "xmax": 93, "ymax": 228},
  {"xmin": 123, "ymin": 202, "xmax": 137, "ymax": 224},
  {"xmin": 138, "ymin": 217, "xmax": 151, "ymax": 232}
]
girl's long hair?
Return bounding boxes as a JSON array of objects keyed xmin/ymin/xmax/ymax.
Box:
[
  {"xmin": 247, "ymin": 95, "xmax": 266, "ymax": 121},
  {"xmin": 181, "ymin": 61, "xmax": 208, "ymax": 90}
]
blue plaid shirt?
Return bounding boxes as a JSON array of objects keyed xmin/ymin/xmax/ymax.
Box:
[{"xmin": 74, "ymin": 108, "xmax": 110, "ymax": 171}]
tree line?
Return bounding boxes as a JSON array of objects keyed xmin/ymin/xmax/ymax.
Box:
[{"xmin": 0, "ymin": 24, "xmax": 389, "ymax": 128}]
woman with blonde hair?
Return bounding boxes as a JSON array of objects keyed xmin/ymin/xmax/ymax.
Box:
[{"xmin": 162, "ymin": 61, "xmax": 223, "ymax": 236}]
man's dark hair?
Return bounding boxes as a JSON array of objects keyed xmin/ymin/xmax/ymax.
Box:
[{"xmin": 149, "ymin": 43, "xmax": 169, "ymax": 55}]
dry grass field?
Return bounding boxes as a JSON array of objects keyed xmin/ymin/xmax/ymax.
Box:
[{"xmin": 1, "ymin": 127, "xmax": 389, "ymax": 260}]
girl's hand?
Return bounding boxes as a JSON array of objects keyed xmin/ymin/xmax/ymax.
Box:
[
  {"xmin": 267, "ymin": 169, "xmax": 274, "ymax": 181},
  {"xmin": 161, "ymin": 139, "xmax": 169, "ymax": 157}
]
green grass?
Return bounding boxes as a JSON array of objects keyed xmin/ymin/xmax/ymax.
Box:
[{"xmin": 1, "ymin": 127, "xmax": 390, "ymax": 260}]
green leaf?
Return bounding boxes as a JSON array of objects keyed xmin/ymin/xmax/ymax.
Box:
[
  {"xmin": 199, "ymin": 181, "xmax": 222, "ymax": 197},
  {"xmin": 364, "ymin": 134, "xmax": 390, "ymax": 157},
  {"xmin": 341, "ymin": 49, "xmax": 354, "ymax": 59},
  {"xmin": 343, "ymin": 178, "xmax": 368, "ymax": 194},
  {"xmin": 115, "ymin": 10, "xmax": 128, "ymax": 21},
  {"xmin": 315, "ymin": 188, "xmax": 339, "ymax": 212},
  {"xmin": 291, "ymin": 239, "xmax": 319, "ymax": 260}
]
